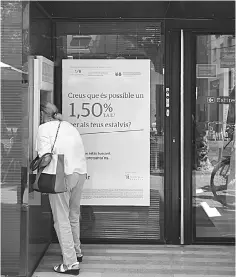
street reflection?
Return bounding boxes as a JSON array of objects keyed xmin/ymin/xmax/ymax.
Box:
[{"xmin": 193, "ymin": 35, "xmax": 235, "ymax": 238}]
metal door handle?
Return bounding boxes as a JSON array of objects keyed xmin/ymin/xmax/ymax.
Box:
[{"xmin": 166, "ymin": 88, "xmax": 170, "ymax": 117}]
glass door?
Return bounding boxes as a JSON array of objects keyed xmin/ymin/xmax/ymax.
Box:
[{"xmin": 192, "ymin": 34, "xmax": 235, "ymax": 241}]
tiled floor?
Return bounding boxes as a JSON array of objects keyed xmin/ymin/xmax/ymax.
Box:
[{"xmin": 33, "ymin": 243, "xmax": 235, "ymax": 277}]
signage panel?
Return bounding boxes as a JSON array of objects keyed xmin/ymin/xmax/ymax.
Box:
[
  {"xmin": 62, "ymin": 59, "xmax": 150, "ymax": 206},
  {"xmin": 196, "ymin": 64, "xmax": 217, "ymax": 78}
]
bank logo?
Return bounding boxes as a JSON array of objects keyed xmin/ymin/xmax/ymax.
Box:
[
  {"xmin": 70, "ymin": 68, "xmax": 83, "ymax": 75},
  {"xmin": 74, "ymin": 69, "xmax": 82, "ymax": 74}
]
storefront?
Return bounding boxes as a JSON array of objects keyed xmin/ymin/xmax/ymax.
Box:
[{"xmin": 1, "ymin": 1, "xmax": 235, "ymax": 276}]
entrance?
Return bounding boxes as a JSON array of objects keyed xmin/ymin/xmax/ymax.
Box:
[
  {"xmin": 182, "ymin": 31, "xmax": 235, "ymax": 243},
  {"xmin": 39, "ymin": 20, "xmax": 235, "ymax": 245},
  {"xmin": 26, "ymin": 2, "xmax": 235, "ymax": 255},
  {"xmin": 1, "ymin": 2, "xmax": 235, "ymax": 277}
]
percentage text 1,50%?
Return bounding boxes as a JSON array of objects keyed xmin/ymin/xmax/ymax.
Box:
[{"xmin": 69, "ymin": 102, "xmax": 115, "ymax": 118}]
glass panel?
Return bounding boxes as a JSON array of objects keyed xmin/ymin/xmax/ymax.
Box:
[
  {"xmin": 193, "ymin": 34, "xmax": 235, "ymax": 239},
  {"xmin": 27, "ymin": 2, "xmax": 54, "ymax": 275},
  {"xmin": 1, "ymin": 1, "xmax": 28, "ymax": 275},
  {"xmin": 55, "ymin": 21, "xmax": 165, "ymax": 241}
]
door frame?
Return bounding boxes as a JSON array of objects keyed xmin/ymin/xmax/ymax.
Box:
[
  {"xmin": 184, "ymin": 30, "xmax": 235, "ymax": 244},
  {"xmin": 164, "ymin": 28, "xmax": 181, "ymax": 244},
  {"xmin": 165, "ymin": 18, "xmax": 235, "ymax": 245}
]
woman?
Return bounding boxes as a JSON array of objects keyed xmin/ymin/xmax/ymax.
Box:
[{"xmin": 36, "ymin": 102, "xmax": 87, "ymax": 275}]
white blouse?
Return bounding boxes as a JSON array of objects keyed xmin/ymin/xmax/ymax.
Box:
[{"xmin": 35, "ymin": 120, "xmax": 87, "ymax": 175}]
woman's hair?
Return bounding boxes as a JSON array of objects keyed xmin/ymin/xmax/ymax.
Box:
[{"xmin": 40, "ymin": 102, "xmax": 63, "ymax": 121}]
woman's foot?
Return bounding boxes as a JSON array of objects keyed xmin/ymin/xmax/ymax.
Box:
[{"xmin": 53, "ymin": 262, "xmax": 80, "ymax": 275}]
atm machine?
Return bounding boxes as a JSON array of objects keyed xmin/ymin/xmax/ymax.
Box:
[
  {"xmin": 29, "ymin": 55, "xmax": 54, "ymax": 206},
  {"xmin": 23, "ymin": 55, "xmax": 54, "ymax": 276}
]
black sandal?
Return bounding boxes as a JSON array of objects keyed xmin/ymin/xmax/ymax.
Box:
[{"xmin": 53, "ymin": 263, "xmax": 80, "ymax": 275}]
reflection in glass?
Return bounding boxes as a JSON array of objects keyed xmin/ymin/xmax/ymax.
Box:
[
  {"xmin": 1, "ymin": 1, "xmax": 27, "ymax": 274},
  {"xmin": 27, "ymin": 3, "xmax": 53, "ymax": 275},
  {"xmin": 193, "ymin": 35, "xmax": 235, "ymax": 239}
]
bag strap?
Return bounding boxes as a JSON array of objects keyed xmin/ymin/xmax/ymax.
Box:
[
  {"xmin": 31, "ymin": 121, "xmax": 62, "ymax": 191},
  {"xmin": 32, "ymin": 121, "xmax": 61, "ymax": 190},
  {"xmin": 32, "ymin": 166, "xmax": 44, "ymax": 189},
  {"xmin": 51, "ymin": 121, "xmax": 61, "ymax": 153}
]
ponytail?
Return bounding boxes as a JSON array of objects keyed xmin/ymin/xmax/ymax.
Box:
[
  {"xmin": 41, "ymin": 102, "xmax": 63, "ymax": 121},
  {"xmin": 53, "ymin": 112, "xmax": 63, "ymax": 121}
]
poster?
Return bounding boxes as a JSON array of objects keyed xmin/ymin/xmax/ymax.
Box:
[{"xmin": 62, "ymin": 59, "xmax": 150, "ymax": 206}]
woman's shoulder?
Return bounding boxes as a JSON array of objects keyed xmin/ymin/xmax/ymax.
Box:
[
  {"xmin": 61, "ymin": 121, "xmax": 79, "ymax": 132},
  {"xmin": 60, "ymin": 121, "xmax": 82, "ymax": 136},
  {"xmin": 38, "ymin": 121, "xmax": 59, "ymax": 133},
  {"xmin": 39, "ymin": 121, "xmax": 57, "ymax": 128},
  {"xmin": 39, "ymin": 120, "xmax": 79, "ymax": 135}
]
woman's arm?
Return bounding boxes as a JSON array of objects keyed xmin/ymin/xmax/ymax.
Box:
[{"xmin": 35, "ymin": 125, "xmax": 51, "ymax": 157}]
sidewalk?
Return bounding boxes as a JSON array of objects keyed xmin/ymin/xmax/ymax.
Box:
[{"xmin": 33, "ymin": 243, "xmax": 235, "ymax": 277}]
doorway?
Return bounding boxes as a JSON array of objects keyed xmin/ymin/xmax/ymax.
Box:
[
  {"xmin": 51, "ymin": 22, "xmax": 236, "ymax": 245},
  {"xmin": 182, "ymin": 31, "xmax": 235, "ymax": 244}
]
